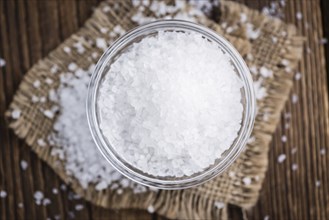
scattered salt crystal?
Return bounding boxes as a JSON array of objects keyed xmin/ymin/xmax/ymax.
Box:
[
  {"xmin": 18, "ymin": 203, "xmax": 24, "ymax": 208},
  {"xmin": 316, "ymin": 180, "xmax": 321, "ymax": 187},
  {"xmin": 73, "ymin": 42, "xmax": 85, "ymax": 54},
  {"xmin": 60, "ymin": 184, "xmax": 67, "ymax": 191},
  {"xmin": 264, "ymin": 215, "xmax": 270, "ymax": 220},
  {"xmin": 255, "ymin": 176, "xmax": 260, "ymax": 181},
  {"xmin": 75, "ymin": 204, "xmax": 84, "ymax": 211},
  {"xmin": 253, "ymin": 79, "xmax": 267, "ymax": 100},
  {"xmin": 228, "ymin": 171, "xmax": 235, "ymax": 178},
  {"xmin": 45, "ymin": 78, "xmax": 54, "ymax": 85},
  {"xmin": 96, "ymin": 38, "xmax": 107, "ymax": 50},
  {"xmin": 102, "ymin": 6, "xmax": 110, "ymax": 12},
  {"xmin": 291, "ymin": 148, "xmax": 297, "ymax": 154},
  {"xmin": 281, "ymin": 135, "xmax": 287, "ymax": 143},
  {"xmin": 295, "ymin": 72, "xmax": 302, "ymax": 80},
  {"xmin": 285, "ymin": 122, "xmax": 290, "ymax": 129},
  {"xmin": 320, "ymin": 38, "xmax": 328, "ymax": 44},
  {"xmin": 284, "ymin": 112, "xmax": 291, "ymax": 119},
  {"xmin": 37, "ymin": 139, "xmax": 46, "ymax": 147},
  {"xmin": 147, "ymin": 205, "xmax": 155, "ymax": 213},
  {"xmin": 40, "ymin": 96, "xmax": 46, "ymax": 103},
  {"xmin": 0, "ymin": 190, "xmax": 7, "ymax": 198},
  {"xmin": 292, "ymin": 94, "xmax": 298, "ymax": 104},
  {"xmin": 320, "ymin": 148, "xmax": 326, "ymax": 155},
  {"xmin": 52, "ymin": 188, "xmax": 58, "ymax": 194},
  {"xmin": 246, "ymin": 53, "xmax": 254, "ymax": 61},
  {"xmin": 50, "ymin": 65, "xmax": 59, "ymax": 74},
  {"xmin": 277, "ymin": 154, "xmax": 286, "ymax": 163},
  {"xmin": 259, "ymin": 67, "xmax": 273, "ymax": 78},
  {"xmin": 33, "ymin": 80, "xmax": 41, "ymax": 88},
  {"xmin": 32, "ymin": 95, "xmax": 39, "ymax": 103},
  {"xmin": 281, "ymin": 59, "xmax": 290, "ymax": 66},
  {"xmin": 63, "ymin": 46, "xmax": 71, "ymax": 53},
  {"xmin": 34, "ymin": 191, "xmax": 44, "ymax": 204},
  {"xmin": 296, "ymin": 12, "xmax": 302, "ymax": 20},
  {"xmin": 100, "ymin": 27, "xmax": 109, "ymax": 34},
  {"xmin": 292, "ymin": 163, "xmax": 298, "ymax": 171},
  {"xmin": 91, "ymin": 52, "xmax": 98, "ymax": 59},
  {"xmin": 68, "ymin": 63, "xmax": 78, "ymax": 72},
  {"xmin": 49, "ymin": 89, "xmax": 58, "ymax": 102},
  {"xmin": 249, "ymin": 66, "xmax": 258, "ymax": 75},
  {"xmin": 12, "ymin": 109, "xmax": 21, "ymax": 119},
  {"xmin": 98, "ymin": 31, "xmax": 243, "ymax": 177},
  {"xmin": 247, "ymin": 136, "xmax": 255, "ymax": 144},
  {"xmin": 113, "ymin": 25, "xmax": 125, "ymax": 36},
  {"xmin": 246, "ymin": 23, "xmax": 260, "ymax": 40},
  {"xmin": 117, "ymin": 189, "xmax": 123, "ymax": 194},
  {"xmin": 214, "ymin": 201, "xmax": 225, "ymax": 209},
  {"xmin": 242, "ymin": 177, "xmax": 252, "ymax": 185},
  {"xmin": 240, "ymin": 13, "xmax": 247, "ymax": 23},
  {"xmin": 20, "ymin": 160, "xmax": 28, "ymax": 170},
  {"xmin": 226, "ymin": 26, "xmax": 234, "ymax": 33},
  {"xmin": 0, "ymin": 58, "xmax": 6, "ymax": 67},
  {"xmin": 43, "ymin": 198, "xmax": 51, "ymax": 206},
  {"xmin": 271, "ymin": 36, "xmax": 278, "ymax": 43},
  {"xmin": 44, "ymin": 110, "xmax": 55, "ymax": 119}
]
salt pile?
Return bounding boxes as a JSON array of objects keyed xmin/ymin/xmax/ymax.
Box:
[{"xmin": 98, "ymin": 31, "xmax": 243, "ymax": 177}]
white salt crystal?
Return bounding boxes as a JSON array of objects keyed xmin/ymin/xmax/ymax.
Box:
[
  {"xmin": 50, "ymin": 65, "xmax": 59, "ymax": 74},
  {"xmin": 18, "ymin": 203, "xmax": 24, "ymax": 208},
  {"xmin": 242, "ymin": 177, "xmax": 252, "ymax": 185},
  {"xmin": 296, "ymin": 12, "xmax": 302, "ymax": 20},
  {"xmin": 264, "ymin": 215, "xmax": 270, "ymax": 220},
  {"xmin": 12, "ymin": 109, "xmax": 21, "ymax": 119},
  {"xmin": 0, "ymin": 190, "xmax": 7, "ymax": 198},
  {"xmin": 96, "ymin": 38, "xmax": 107, "ymax": 50},
  {"xmin": 52, "ymin": 188, "xmax": 58, "ymax": 194},
  {"xmin": 91, "ymin": 52, "xmax": 98, "ymax": 59},
  {"xmin": 253, "ymin": 79, "xmax": 267, "ymax": 100},
  {"xmin": 277, "ymin": 154, "xmax": 286, "ymax": 163},
  {"xmin": 75, "ymin": 204, "xmax": 84, "ymax": 211},
  {"xmin": 33, "ymin": 80, "xmax": 41, "ymax": 88},
  {"xmin": 37, "ymin": 138, "xmax": 46, "ymax": 147},
  {"xmin": 246, "ymin": 23, "xmax": 260, "ymax": 40},
  {"xmin": 49, "ymin": 89, "xmax": 58, "ymax": 102},
  {"xmin": 60, "ymin": 184, "xmax": 67, "ymax": 191},
  {"xmin": 260, "ymin": 67, "xmax": 273, "ymax": 78},
  {"xmin": 63, "ymin": 46, "xmax": 71, "ymax": 53},
  {"xmin": 228, "ymin": 171, "xmax": 235, "ymax": 178},
  {"xmin": 0, "ymin": 58, "xmax": 6, "ymax": 67},
  {"xmin": 95, "ymin": 181, "xmax": 107, "ymax": 191},
  {"xmin": 320, "ymin": 148, "xmax": 326, "ymax": 155},
  {"xmin": 214, "ymin": 201, "xmax": 225, "ymax": 209},
  {"xmin": 147, "ymin": 205, "xmax": 155, "ymax": 213},
  {"xmin": 295, "ymin": 72, "xmax": 302, "ymax": 80},
  {"xmin": 43, "ymin": 198, "xmax": 51, "ymax": 206},
  {"xmin": 281, "ymin": 135, "xmax": 287, "ymax": 143},
  {"xmin": 249, "ymin": 66, "xmax": 258, "ymax": 75},
  {"xmin": 291, "ymin": 148, "xmax": 297, "ymax": 154},
  {"xmin": 271, "ymin": 36, "xmax": 278, "ymax": 43},
  {"xmin": 320, "ymin": 38, "xmax": 328, "ymax": 44},
  {"xmin": 34, "ymin": 191, "xmax": 44, "ymax": 203},
  {"xmin": 117, "ymin": 189, "xmax": 123, "ymax": 194},
  {"xmin": 281, "ymin": 59, "xmax": 290, "ymax": 66},
  {"xmin": 45, "ymin": 78, "xmax": 54, "ymax": 85},
  {"xmin": 292, "ymin": 163, "xmax": 298, "ymax": 171},
  {"xmin": 20, "ymin": 160, "xmax": 28, "ymax": 170},
  {"xmin": 73, "ymin": 42, "xmax": 85, "ymax": 54},
  {"xmin": 100, "ymin": 27, "xmax": 108, "ymax": 34},
  {"xmin": 44, "ymin": 110, "xmax": 55, "ymax": 119},
  {"xmin": 98, "ymin": 31, "xmax": 243, "ymax": 177},
  {"xmin": 292, "ymin": 94, "xmax": 298, "ymax": 103},
  {"xmin": 113, "ymin": 25, "xmax": 125, "ymax": 36},
  {"xmin": 68, "ymin": 63, "xmax": 78, "ymax": 72},
  {"xmin": 240, "ymin": 13, "xmax": 247, "ymax": 23},
  {"xmin": 32, "ymin": 95, "xmax": 39, "ymax": 103},
  {"xmin": 316, "ymin": 180, "xmax": 321, "ymax": 187}
]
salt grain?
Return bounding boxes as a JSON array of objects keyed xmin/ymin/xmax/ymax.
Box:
[
  {"xmin": 246, "ymin": 23, "xmax": 260, "ymax": 40},
  {"xmin": 96, "ymin": 38, "xmax": 107, "ymax": 50},
  {"xmin": 37, "ymin": 138, "xmax": 46, "ymax": 147},
  {"xmin": 281, "ymin": 135, "xmax": 287, "ymax": 143},
  {"xmin": 147, "ymin": 205, "xmax": 155, "ymax": 213},
  {"xmin": 32, "ymin": 95, "xmax": 39, "ymax": 103},
  {"xmin": 34, "ymin": 191, "xmax": 44, "ymax": 205},
  {"xmin": 52, "ymin": 188, "xmax": 58, "ymax": 194},
  {"xmin": 320, "ymin": 38, "xmax": 328, "ymax": 44},
  {"xmin": 33, "ymin": 80, "xmax": 41, "ymax": 88},
  {"xmin": 51, "ymin": 65, "xmax": 59, "ymax": 74},
  {"xmin": 68, "ymin": 63, "xmax": 78, "ymax": 72},
  {"xmin": 260, "ymin": 67, "xmax": 273, "ymax": 78},
  {"xmin": 0, "ymin": 190, "xmax": 7, "ymax": 198},
  {"xmin": 242, "ymin": 177, "xmax": 252, "ymax": 185},
  {"xmin": 44, "ymin": 110, "xmax": 55, "ymax": 119},
  {"xmin": 45, "ymin": 78, "xmax": 54, "ymax": 85},
  {"xmin": 292, "ymin": 163, "xmax": 298, "ymax": 171},
  {"xmin": 295, "ymin": 72, "xmax": 302, "ymax": 80},
  {"xmin": 291, "ymin": 148, "xmax": 297, "ymax": 154},
  {"xmin": 40, "ymin": 96, "xmax": 46, "ymax": 103},
  {"xmin": 292, "ymin": 94, "xmax": 298, "ymax": 104},
  {"xmin": 43, "ymin": 198, "xmax": 51, "ymax": 206},
  {"xmin": 0, "ymin": 58, "xmax": 6, "ymax": 67},
  {"xmin": 18, "ymin": 203, "xmax": 24, "ymax": 208},
  {"xmin": 296, "ymin": 12, "xmax": 302, "ymax": 20},
  {"xmin": 75, "ymin": 204, "xmax": 84, "ymax": 211},
  {"xmin": 264, "ymin": 215, "xmax": 270, "ymax": 220},
  {"xmin": 214, "ymin": 201, "xmax": 225, "ymax": 209},
  {"xmin": 20, "ymin": 160, "xmax": 28, "ymax": 170},
  {"xmin": 316, "ymin": 180, "xmax": 321, "ymax": 187},
  {"xmin": 277, "ymin": 154, "xmax": 286, "ymax": 163},
  {"xmin": 64, "ymin": 46, "xmax": 71, "ymax": 53},
  {"xmin": 12, "ymin": 109, "xmax": 21, "ymax": 119},
  {"xmin": 320, "ymin": 148, "xmax": 326, "ymax": 155},
  {"xmin": 98, "ymin": 31, "xmax": 243, "ymax": 177}
]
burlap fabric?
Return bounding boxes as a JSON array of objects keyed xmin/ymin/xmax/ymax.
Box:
[{"xmin": 5, "ymin": 1, "xmax": 303, "ymax": 219}]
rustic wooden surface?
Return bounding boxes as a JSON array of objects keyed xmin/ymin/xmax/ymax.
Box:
[{"xmin": 0, "ymin": 0, "xmax": 328, "ymax": 219}]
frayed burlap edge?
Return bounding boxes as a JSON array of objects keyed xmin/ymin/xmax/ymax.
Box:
[{"xmin": 5, "ymin": 0, "xmax": 304, "ymax": 219}]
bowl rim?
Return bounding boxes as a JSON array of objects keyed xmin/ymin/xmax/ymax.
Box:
[{"xmin": 86, "ymin": 20, "xmax": 256, "ymax": 189}]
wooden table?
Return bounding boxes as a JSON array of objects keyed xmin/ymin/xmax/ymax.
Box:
[{"xmin": 1, "ymin": 0, "xmax": 328, "ymax": 219}]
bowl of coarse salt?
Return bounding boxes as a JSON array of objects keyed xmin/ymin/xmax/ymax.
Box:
[{"xmin": 87, "ymin": 20, "xmax": 256, "ymax": 189}]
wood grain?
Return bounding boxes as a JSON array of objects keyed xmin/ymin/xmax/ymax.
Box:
[{"xmin": 0, "ymin": 0, "xmax": 328, "ymax": 220}]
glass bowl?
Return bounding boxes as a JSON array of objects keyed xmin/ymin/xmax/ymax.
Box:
[{"xmin": 87, "ymin": 20, "xmax": 256, "ymax": 189}]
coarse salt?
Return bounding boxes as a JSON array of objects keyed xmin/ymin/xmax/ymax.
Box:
[
  {"xmin": 214, "ymin": 201, "xmax": 225, "ymax": 209},
  {"xmin": 98, "ymin": 31, "xmax": 243, "ymax": 177},
  {"xmin": 277, "ymin": 154, "xmax": 286, "ymax": 163},
  {"xmin": 33, "ymin": 80, "xmax": 41, "ymax": 88},
  {"xmin": 12, "ymin": 109, "xmax": 21, "ymax": 119},
  {"xmin": 0, "ymin": 58, "xmax": 6, "ymax": 67},
  {"xmin": 242, "ymin": 177, "xmax": 252, "ymax": 185},
  {"xmin": 20, "ymin": 160, "xmax": 28, "ymax": 170},
  {"xmin": 0, "ymin": 190, "xmax": 7, "ymax": 198},
  {"xmin": 147, "ymin": 205, "xmax": 155, "ymax": 213}
]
